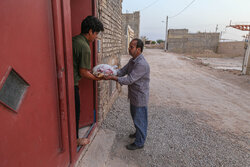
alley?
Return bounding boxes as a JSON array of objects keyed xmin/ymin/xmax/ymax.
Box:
[{"xmin": 101, "ymin": 49, "xmax": 250, "ymax": 167}]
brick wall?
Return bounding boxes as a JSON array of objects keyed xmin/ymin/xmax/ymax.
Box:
[
  {"xmin": 122, "ymin": 11, "xmax": 140, "ymax": 38},
  {"xmin": 121, "ymin": 25, "xmax": 134, "ymax": 54},
  {"xmin": 168, "ymin": 29, "xmax": 220, "ymax": 53},
  {"xmin": 121, "ymin": 11, "xmax": 140, "ymax": 54},
  {"xmin": 96, "ymin": 0, "xmax": 122, "ymax": 123},
  {"xmin": 145, "ymin": 43, "xmax": 164, "ymax": 49},
  {"xmin": 217, "ymin": 41, "xmax": 246, "ymax": 57}
]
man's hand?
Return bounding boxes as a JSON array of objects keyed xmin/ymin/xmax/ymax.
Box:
[
  {"xmin": 104, "ymin": 75, "xmax": 118, "ymax": 81},
  {"xmin": 103, "ymin": 75, "xmax": 112, "ymax": 80},
  {"xmin": 80, "ymin": 68, "xmax": 103, "ymax": 81},
  {"xmin": 95, "ymin": 75, "xmax": 104, "ymax": 81}
]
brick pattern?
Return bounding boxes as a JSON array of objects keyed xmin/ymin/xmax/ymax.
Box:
[
  {"xmin": 122, "ymin": 12, "xmax": 140, "ymax": 38},
  {"xmin": 96, "ymin": 0, "xmax": 122, "ymax": 123},
  {"xmin": 217, "ymin": 41, "xmax": 246, "ymax": 57},
  {"xmin": 168, "ymin": 29, "xmax": 220, "ymax": 53},
  {"xmin": 121, "ymin": 11, "xmax": 140, "ymax": 54}
]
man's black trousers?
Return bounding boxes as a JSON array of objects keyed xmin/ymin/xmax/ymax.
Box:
[{"xmin": 74, "ymin": 86, "xmax": 80, "ymax": 139}]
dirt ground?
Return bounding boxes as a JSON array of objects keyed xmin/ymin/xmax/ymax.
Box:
[
  {"xmin": 122, "ymin": 49, "xmax": 250, "ymax": 139},
  {"xmin": 96, "ymin": 49, "xmax": 250, "ymax": 166}
]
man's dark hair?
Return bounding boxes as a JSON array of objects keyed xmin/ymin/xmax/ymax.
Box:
[
  {"xmin": 133, "ymin": 38, "xmax": 144, "ymax": 52},
  {"xmin": 81, "ymin": 16, "xmax": 104, "ymax": 34}
]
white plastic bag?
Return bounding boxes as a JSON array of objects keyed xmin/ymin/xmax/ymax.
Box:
[{"xmin": 92, "ymin": 64, "xmax": 118, "ymax": 77}]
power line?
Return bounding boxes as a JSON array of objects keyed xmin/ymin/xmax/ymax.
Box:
[
  {"xmin": 169, "ymin": 0, "xmax": 196, "ymax": 18},
  {"xmin": 140, "ymin": 0, "xmax": 161, "ymax": 11}
]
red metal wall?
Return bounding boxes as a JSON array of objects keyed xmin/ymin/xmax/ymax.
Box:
[
  {"xmin": 70, "ymin": 0, "xmax": 96, "ymax": 127},
  {"xmin": 0, "ymin": 0, "xmax": 70, "ymax": 166}
]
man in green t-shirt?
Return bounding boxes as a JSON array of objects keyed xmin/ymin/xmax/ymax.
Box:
[{"xmin": 72, "ymin": 16, "xmax": 104, "ymax": 146}]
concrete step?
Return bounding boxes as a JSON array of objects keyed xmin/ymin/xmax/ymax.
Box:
[{"xmin": 76, "ymin": 128, "xmax": 116, "ymax": 167}]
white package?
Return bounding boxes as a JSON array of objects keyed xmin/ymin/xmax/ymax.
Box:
[{"xmin": 92, "ymin": 64, "xmax": 118, "ymax": 77}]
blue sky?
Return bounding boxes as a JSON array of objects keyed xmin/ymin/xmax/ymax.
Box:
[{"xmin": 122, "ymin": 0, "xmax": 250, "ymax": 41}]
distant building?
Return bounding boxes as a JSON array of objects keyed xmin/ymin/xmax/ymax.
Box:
[
  {"xmin": 123, "ymin": 25, "xmax": 134, "ymax": 54},
  {"xmin": 168, "ymin": 29, "xmax": 220, "ymax": 53},
  {"xmin": 145, "ymin": 40, "xmax": 153, "ymax": 44},
  {"xmin": 121, "ymin": 11, "xmax": 140, "ymax": 54},
  {"xmin": 122, "ymin": 11, "xmax": 140, "ymax": 38}
]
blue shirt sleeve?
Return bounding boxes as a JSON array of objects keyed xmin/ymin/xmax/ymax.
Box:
[{"xmin": 117, "ymin": 62, "xmax": 147, "ymax": 86}]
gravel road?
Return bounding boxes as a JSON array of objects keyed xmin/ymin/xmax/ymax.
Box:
[{"xmin": 101, "ymin": 49, "xmax": 250, "ymax": 167}]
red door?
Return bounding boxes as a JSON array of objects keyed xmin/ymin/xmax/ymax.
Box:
[
  {"xmin": 0, "ymin": 0, "xmax": 70, "ymax": 167},
  {"xmin": 71, "ymin": 0, "xmax": 96, "ymax": 127}
]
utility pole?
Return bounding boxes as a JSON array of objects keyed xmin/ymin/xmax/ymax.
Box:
[
  {"xmin": 242, "ymin": 30, "xmax": 250, "ymax": 74},
  {"xmin": 164, "ymin": 16, "xmax": 168, "ymax": 52},
  {"xmin": 227, "ymin": 22, "xmax": 250, "ymax": 74}
]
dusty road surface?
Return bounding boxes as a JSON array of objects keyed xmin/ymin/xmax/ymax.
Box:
[
  {"xmin": 199, "ymin": 56, "xmax": 243, "ymax": 71},
  {"xmin": 147, "ymin": 49, "xmax": 250, "ymax": 136},
  {"xmin": 101, "ymin": 49, "xmax": 250, "ymax": 167}
]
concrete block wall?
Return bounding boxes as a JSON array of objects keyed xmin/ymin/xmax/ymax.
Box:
[
  {"xmin": 186, "ymin": 33, "xmax": 220, "ymax": 53},
  {"xmin": 121, "ymin": 25, "xmax": 134, "ymax": 55},
  {"xmin": 97, "ymin": 0, "xmax": 122, "ymax": 123},
  {"xmin": 121, "ymin": 11, "xmax": 140, "ymax": 54},
  {"xmin": 217, "ymin": 41, "xmax": 246, "ymax": 57},
  {"xmin": 145, "ymin": 43, "xmax": 164, "ymax": 49},
  {"xmin": 168, "ymin": 29, "xmax": 188, "ymax": 37},
  {"xmin": 122, "ymin": 11, "xmax": 140, "ymax": 38},
  {"xmin": 168, "ymin": 29, "xmax": 189, "ymax": 53},
  {"xmin": 121, "ymin": 34, "xmax": 127, "ymax": 55},
  {"xmin": 168, "ymin": 29, "xmax": 220, "ymax": 53}
]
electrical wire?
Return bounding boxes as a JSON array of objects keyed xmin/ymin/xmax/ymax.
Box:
[
  {"xmin": 140, "ymin": 0, "xmax": 161, "ymax": 11},
  {"xmin": 169, "ymin": 0, "xmax": 196, "ymax": 18}
]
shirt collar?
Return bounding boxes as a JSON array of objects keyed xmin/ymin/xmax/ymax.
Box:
[
  {"xmin": 132, "ymin": 54, "xmax": 143, "ymax": 63},
  {"xmin": 80, "ymin": 33, "xmax": 90, "ymax": 45}
]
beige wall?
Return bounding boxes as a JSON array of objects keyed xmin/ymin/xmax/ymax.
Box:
[
  {"xmin": 145, "ymin": 43, "xmax": 164, "ymax": 49},
  {"xmin": 217, "ymin": 41, "xmax": 246, "ymax": 57},
  {"xmin": 168, "ymin": 29, "xmax": 220, "ymax": 53},
  {"xmin": 121, "ymin": 11, "xmax": 140, "ymax": 54},
  {"xmin": 97, "ymin": 0, "xmax": 122, "ymax": 123},
  {"xmin": 122, "ymin": 25, "xmax": 134, "ymax": 54},
  {"xmin": 122, "ymin": 11, "xmax": 140, "ymax": 38}
]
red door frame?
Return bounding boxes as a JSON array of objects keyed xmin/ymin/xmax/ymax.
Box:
[
  {"xmin": 54, "ymin": 0, "xmax": 78, "ymax": 165},
  {"xmin": 0, "ymin": 0, "xmax": 98, "ymax": 166},
  {"xmin": 51, "ymin": 0, "xmax": 70, "ymax": 155},
  {"xmin": 70, "ymin": 0, "xmax": 95, "ymax": 128},
  {"xmin": 59, "ymin": 0, "xmax": 99, "ymax": 165},
  {"xmin": 0, "ymin": 0, "xmax": 70, "ymax": 166}
]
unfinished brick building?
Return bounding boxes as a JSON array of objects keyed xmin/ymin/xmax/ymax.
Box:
[
  {"xmin": 167, "ymin": 29, "xmax": 220, "ymax": 53},
  {"xmin": 121, "ymin": 11, "xmax": 140, "ymax": 54}
]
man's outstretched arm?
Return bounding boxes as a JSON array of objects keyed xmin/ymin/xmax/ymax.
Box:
[{"xmin": 80, "ymin": 68, "xmax": 102, "ymax": 81}]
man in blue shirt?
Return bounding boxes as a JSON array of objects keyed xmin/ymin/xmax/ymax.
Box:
[{"xmin": 105, "ymin": 38, "xmax": 150, "ymax": 150}]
